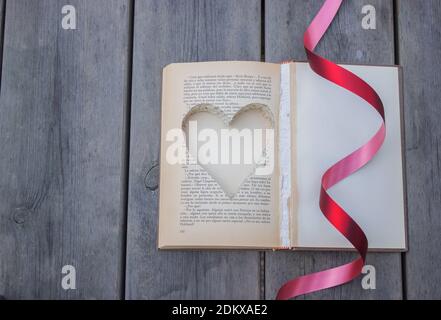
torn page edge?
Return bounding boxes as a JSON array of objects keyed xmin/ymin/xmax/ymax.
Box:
[{"xmin": 279, "ymin": 63, "xmax": 292, "ymax": 248}]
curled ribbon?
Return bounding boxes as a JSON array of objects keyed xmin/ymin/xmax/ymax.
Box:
[{"xmin": 276, "ymin": 0, "xmax": 386, "ymax": 299}]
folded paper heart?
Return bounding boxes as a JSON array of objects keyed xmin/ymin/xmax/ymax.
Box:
[{"xmin": 182, "ymin": 103, "xmax": 275, "ymax": 198}]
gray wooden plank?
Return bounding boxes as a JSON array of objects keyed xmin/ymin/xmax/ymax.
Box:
[
  {"xmin": 265, "ymin": 0, "xmax": 403, "ymax": 299},
  {"xmin": 125, "ymin": 0, "xmax": 262, "ymax": 299},
  {"xmin": 0, "ymin": 0, "xmax": 4, "ymax": 82},
  {"xmin": 0, "ymin": 0, "xmax": 130, "ymax": 299},
  {"xmin": 397, "ymin": 0, "xmax": 441, "ymax": 299}
]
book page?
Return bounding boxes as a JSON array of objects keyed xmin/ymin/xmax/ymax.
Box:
[
  {"xmin": 158, "ymin": 61, "xmax": 281, "ymax": 248},
  {"xmin": 279, "ymin": 63, "xmax": 297, "ymax": 248},
  {"xmin": 294, "ymin": 62, "xmax": 406, "ymax": 250}
]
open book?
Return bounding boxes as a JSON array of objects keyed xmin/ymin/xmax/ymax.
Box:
[{"xmin": 158, "ymin": 61, "xmax": 407, "ymax": 251}]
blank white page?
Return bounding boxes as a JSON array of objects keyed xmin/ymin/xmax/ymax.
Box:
[{"xmin": 295, "ymin": 62, "xmax": 406, "ymax": 250}]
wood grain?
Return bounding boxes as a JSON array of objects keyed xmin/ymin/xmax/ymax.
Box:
[
  {"xmin": 0, "ymin": 1, "xmax": 4, "ymax": 82},
  {"xmin": 265, "ymin": 0, "xmax": 403, "ymax": 299},
  {"xmin": 125, "ymin": 0, "xmax": 262, "ymax": 299},
  {"xmin": 397, "ymin": 0, "xmax": 441, "ymax": 299},
  {"xmin": 0, "ymin": 0, "xmax": 130, "ymax": 299}
]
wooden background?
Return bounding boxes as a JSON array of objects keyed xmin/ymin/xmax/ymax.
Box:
[{"xmin": 0, "ymin": 0, "xmax": 439, "ymax": 300}]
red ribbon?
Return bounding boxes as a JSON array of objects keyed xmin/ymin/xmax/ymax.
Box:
[{"xmin": 276, "ymin": 0, "xmax": 386, "ymax": 299}]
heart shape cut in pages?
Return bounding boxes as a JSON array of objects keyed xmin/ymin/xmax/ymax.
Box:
[{"xmin": 182, "ymin": 103, "xmax": 275, "ymax": 198}]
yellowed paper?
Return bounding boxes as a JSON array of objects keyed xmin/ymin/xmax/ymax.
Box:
[{"xmin": 159, "ymin": 61, "xmax": 282, "ymax": 249}]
